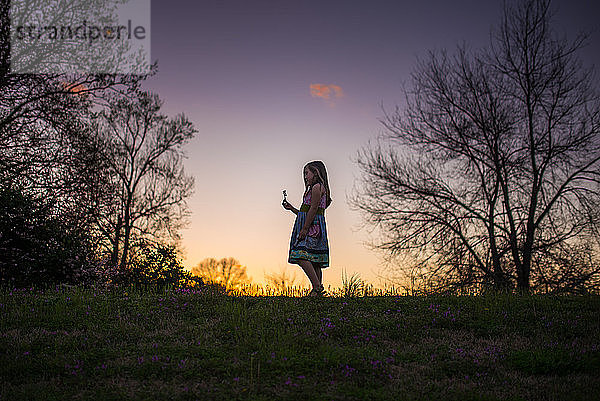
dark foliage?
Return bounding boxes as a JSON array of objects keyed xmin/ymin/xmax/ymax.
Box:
[
  {"xmin": 0, "ymin": 185, "xmax": 96, "ymax": 288},
  {"xmin": 114, "ymin": 243, "xmax": 203, "ymax": 290}
]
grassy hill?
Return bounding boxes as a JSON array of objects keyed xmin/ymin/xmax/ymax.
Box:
[{"xmin": 1, "ymin": 287, "xmax": 599, "ymax": 400}]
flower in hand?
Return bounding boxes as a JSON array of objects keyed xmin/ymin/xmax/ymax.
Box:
[{"xmin": 282, "ymin": 190, "xmax": 291, "ymax": 210}]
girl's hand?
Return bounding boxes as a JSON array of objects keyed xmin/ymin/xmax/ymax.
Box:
[
  {"xmin": 298, "ymin": 226, "xmax": 308, "ymax": 240},
  {"xmin": 282, "ymin": 200, "xmax": 293, "ymax": 210}
]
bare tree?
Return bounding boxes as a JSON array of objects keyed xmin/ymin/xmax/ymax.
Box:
[
  {"xmin": 1, "ymin": 1, "xmax": 157, "ymax": 285},
  {"xmin": 192, "ymin": 257, "xmax": 251, "ymax": 290},
  {"xmin": 351, "ymin": 0, "xmax": 600, "ymax": 294},
  {"xmin": 90, "ymin": 90, "xmax": 196, "ymax": 271},
  {"xmin": 1, "ymin": 0, "xmax": 149, "ymax": 229}
]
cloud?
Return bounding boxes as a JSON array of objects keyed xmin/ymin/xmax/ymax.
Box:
[{"xmin": 310, "ymin": 83, "xmax": 344, "ymax": 100}]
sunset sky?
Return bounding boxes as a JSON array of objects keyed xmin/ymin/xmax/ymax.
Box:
[{"xmin": 142, "ymin": 0, "xmax": 600, "ymax": 289}]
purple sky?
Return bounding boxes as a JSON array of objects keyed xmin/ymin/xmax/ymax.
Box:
[{"xmin": 143, "ymin": 0, "xmax": 600, "ymax": 288}]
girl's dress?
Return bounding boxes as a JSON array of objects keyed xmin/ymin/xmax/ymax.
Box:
[{"xmin": 288, "ymin": 184, "xmax": 329, "ymax": 268}]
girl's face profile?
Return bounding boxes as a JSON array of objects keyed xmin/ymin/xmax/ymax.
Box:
[{"xmin": 304, "ymin": 167, "xmax": 316, "ymax": 185}]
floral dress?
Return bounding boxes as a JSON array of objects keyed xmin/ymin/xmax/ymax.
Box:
[{"xmin": 288, "ymin": 183, "xmax": 330, "ymax": 268}]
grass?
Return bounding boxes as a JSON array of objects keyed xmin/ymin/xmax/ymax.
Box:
[{"xmin": 1, "ymin": 286, "xmax": 599, "ymax": 400}]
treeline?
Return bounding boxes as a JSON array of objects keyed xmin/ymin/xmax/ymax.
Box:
[{"xmin": 0, "ymin": 5, "xmax": 196, "ymax": 288}]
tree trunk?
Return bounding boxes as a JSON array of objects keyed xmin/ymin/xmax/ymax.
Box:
[
  {"xmin": 518, "ymin": 243, "xmax": 533, "ymax": 294},
  {"xmin": 119, "ymin": 194, "xmax": 133, "ymax": 272},
  {"xmin": 111, "ymin": 213, "xmax": 122, "ymax": 269}
]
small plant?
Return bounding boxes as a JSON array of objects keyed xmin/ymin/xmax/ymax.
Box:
[{"xmin": 341, "ymin": 268, "xmax": 365, "ymax": 297}]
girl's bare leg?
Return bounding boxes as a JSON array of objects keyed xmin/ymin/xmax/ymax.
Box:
[
  {"xmin": 314, "ymin": 265, "xmax": 322, "ymax": 286},
  {"xmin": 297, "ymin": 259, "xmax": 321, "ymax": 290}
]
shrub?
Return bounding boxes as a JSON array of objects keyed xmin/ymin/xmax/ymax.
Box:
[
  {"xmin": 116, "ymin": 243, "xmax": 203, "ymax": 290},
  {"xmin": 0, "ymin": 185, "xmax": 96, "ymax": 288}
]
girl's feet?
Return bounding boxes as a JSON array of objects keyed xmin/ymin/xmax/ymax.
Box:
[{"xmin": 307, "ymin": 284, "xmax": 325, "ymax": 297}]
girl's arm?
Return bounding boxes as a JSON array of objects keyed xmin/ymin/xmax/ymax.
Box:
[
  {"xmin": 300, "ymin": 184, "xmax": 322, "ymax": 234},
  {"xmin": 282, "ymin": 200, "xmax": 299, "ymax": 215}
]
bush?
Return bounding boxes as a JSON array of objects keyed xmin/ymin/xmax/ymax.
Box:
[
  {"xmin": 116, "ymin": 243, "xmax": 202, "ymax": 290},
  {"xmin": 0, "ymin": 185, "xmax": 96, "ymax": 288}
]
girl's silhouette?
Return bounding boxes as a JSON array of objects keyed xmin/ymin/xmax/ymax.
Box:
[{"xmin": 282, "ymin": 161, "xmax": 332, "ymax": 296}]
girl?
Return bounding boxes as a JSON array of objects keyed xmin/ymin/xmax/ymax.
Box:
[{"xmin": 282, "ymin": 161, "xmax": 332, "ymax": 296}]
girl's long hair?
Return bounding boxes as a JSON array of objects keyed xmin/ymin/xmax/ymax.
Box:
[{"xmin": 304, "ymin": 160, "xmax": 332, "ymax": 208}]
